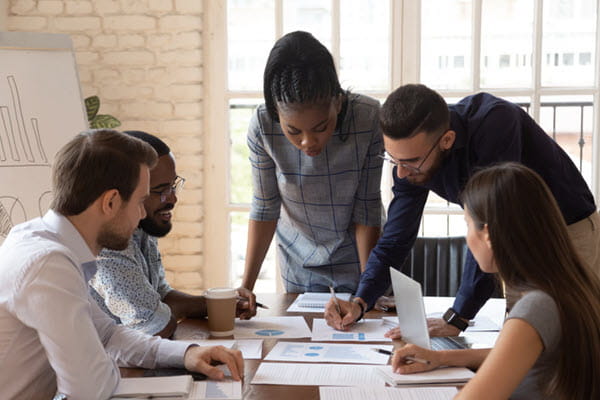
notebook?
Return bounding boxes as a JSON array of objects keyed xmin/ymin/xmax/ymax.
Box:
[
  {"xmin": 111, "ymin": 375, "xmax": 193, "ymax": 398},
  {"xmin": 389, "ymin": 267, "xmax": 468, "ymax": 350},
  {"xmin": 375, "ymin": 365, "xmax": 475, "ymax": 386}
]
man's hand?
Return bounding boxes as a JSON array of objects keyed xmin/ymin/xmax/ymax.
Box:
[
  {"xmin": 392, "ymin": 343, "xmax": 441, "ymax": 374},
  {"xmin": 235, "ymin": 287, "xmax": 257, "ymax": 320},
  {"xmin": 183, "ymin": 345, "xmax": 244, "ymax": 381},
  {"xmin": 427, "ymin": 317, "xmax": 461, "ymax": 337},
  {"xmin": 383, "ymin": 326, "xmax": 402, "ymax": 340},
  {"xmin": 324, "ymin": 299, "xmax": 361, "ymax": 331}
]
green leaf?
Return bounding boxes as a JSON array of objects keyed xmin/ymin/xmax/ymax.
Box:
[
  {"xmin": 90, "ymin": 115, "xmax": 121, "ymax": 129},
  {"xmin": 85, "ymin": 96, "xmax": 100, "ymax": 121}
]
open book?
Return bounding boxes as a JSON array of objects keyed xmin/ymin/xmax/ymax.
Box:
[
  {"xmin": 111, "ymin": 375, "xmax": 192, "ymax": 398},
  {"xmin": 375, "ymin": 366, "xmax": 474, "ymax": 386}
]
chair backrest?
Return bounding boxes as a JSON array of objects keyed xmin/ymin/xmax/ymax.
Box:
[{"xmin": 399, "ymin": 236, "xmax": 468, "ymax": 297}]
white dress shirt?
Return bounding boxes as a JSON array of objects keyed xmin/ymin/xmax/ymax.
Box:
[{"xmin": 0, "ymin": 210, "xmax": 191, "ymax": 400}]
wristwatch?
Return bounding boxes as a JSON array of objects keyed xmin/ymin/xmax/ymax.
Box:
[
  {"xmin": 351, "ymin": 297, "xmax": 366, "ymax": 323},
  {"xmin": 442, "ymin": 307, "xmax": 469, "ymax": 331}
]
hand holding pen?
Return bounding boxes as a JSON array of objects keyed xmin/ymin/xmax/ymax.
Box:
[
  {"xmin": 324, "ymin": 287, "xmax": 362, "ymax": 331},
  {"xmin": 390, "ymin": 343, "xmax": 440, "ymax": 374}
]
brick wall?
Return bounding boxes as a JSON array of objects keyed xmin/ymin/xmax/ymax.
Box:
[{"xmin": 6, "ymin": 0, "xmax": 206, "ymax": 293}]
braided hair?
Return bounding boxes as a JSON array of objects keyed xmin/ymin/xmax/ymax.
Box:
[{"xmin": 264, "ymin": 31, "xmax": 344, "ymax": 123}]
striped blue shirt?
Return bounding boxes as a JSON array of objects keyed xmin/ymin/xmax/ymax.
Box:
[{"xmin": 248, "ymin": 93, "xmax": 383, "ymax": 293}]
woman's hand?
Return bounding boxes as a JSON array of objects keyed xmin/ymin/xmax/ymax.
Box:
[{"xmin": 391, "ymin": 343, "xmax": 442, "ymax": 374}]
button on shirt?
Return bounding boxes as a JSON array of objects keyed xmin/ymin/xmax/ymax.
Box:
[
  {"xmin": 356, "ymin": 93, "xmax": 596, "ymax": 317},
  {"xmin": 0, "ymin": 210, "xmax": 190, "ymax": 400},
  {"xmin": 248, "ymin": 93, "xmax": 383, "ymax": 293},
  {"xmin": 90, "ymin": 228, "xmax": 173, "ymax": 335}
]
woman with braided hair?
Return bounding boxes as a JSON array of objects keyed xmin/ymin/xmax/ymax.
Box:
[{"xmin": 241, "ymin": 31, "xmax": 383, "ymax": 294}]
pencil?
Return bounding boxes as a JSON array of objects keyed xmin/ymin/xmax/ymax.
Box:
[{"xmin": 370, "ymin": 348, "xmax": 431, "ymax": 365}]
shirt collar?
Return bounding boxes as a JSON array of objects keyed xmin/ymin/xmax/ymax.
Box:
[{"xmin": 42, "ymin": 209, "xmax": 96, "ymax": 267}]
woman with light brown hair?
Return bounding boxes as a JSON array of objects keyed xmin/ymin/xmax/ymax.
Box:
[{"xmin": 391, "ymin": 162, "xmax": 600, "ymax": 399}]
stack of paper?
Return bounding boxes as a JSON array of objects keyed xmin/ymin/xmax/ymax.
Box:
[
  {"xmin": 375, "ymin": 366, "xmax": 475, "ymax": 387},
  {"xmin": 111, "ymin": 375, "xmax": 192, "ymax": 398},
  {"xmin": 319, "ymin": 386, "xmax": 459, "ymax": 400},
  {"xmin": 264, "ymin": 341, "xmax": 392, "ymax": 364},
  {"xmin": 251, "ymin": 362, "xmax": 386, "ymax": 386},
  {"xmin": 287, "ymin": 292, "xmax": 352, "ymax": 312}
]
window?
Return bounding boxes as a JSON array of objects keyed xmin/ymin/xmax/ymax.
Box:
[{"xmin": 204, "ymin": 0, "xmax": 600, "ymax": 291}]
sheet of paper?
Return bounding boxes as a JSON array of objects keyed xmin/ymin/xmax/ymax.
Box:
[
  {"xmin": 111, "ymin": 375, "xmax": 192, "ymax": 398},
  {"xmin": 287, "ymin": 292, "xmax": 352, "ymax": 313},
  {"xmin": 251, "ymin": 362, "xmax": 386, "ymax": 386},
  {"xmin": 426, "ymin": 312, "xmax": 500, "ymax": 332},
  {"xmin": 375, "ymin": 366, "xmax": 475, "ymax": 386},
  {"xmin": 234, "ymin": 339, "xmax": 263, "ymax": 359},
  {"xmin": 187, "ymin": 380, "xmax": 242, "ymax": 400},
  {"xmin": 233, "ymin": 316, "xmax": 311, "ymax": 339},
  {"xmin": 180, "ymin": 339, "xmax": 236, "ymax": 348},
  {"xmin": 311, "ymin": 318, "xmax": 392, "ymax": 342},
  {"xmin": 264, "ymin": 341, "xmax": 392, "ymax": 364},
  {"xmin": 319, "ymin": 386, "xmax": 459, "ymax": 400}
]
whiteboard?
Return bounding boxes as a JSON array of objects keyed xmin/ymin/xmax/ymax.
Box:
[{"xmin": 0, "ymin": 32, "xmax": 87, "ymax": 242}]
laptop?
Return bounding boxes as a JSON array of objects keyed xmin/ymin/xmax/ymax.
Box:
[{"xmin": 389, "ymin": 267, "xmax": 468, "ymax": 351}]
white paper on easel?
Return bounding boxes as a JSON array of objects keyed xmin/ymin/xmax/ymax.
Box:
[{"xmin": 311, "ymin": 318, "xmax": 392, "ymax": 342}]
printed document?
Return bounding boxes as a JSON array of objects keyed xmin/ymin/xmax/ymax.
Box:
[
  {"xmin": 234, "ymin": 316, "xmax": 311, "ymax": 339},
  {"xmin": 319, "ymin": 386, "xmax": 458, "ymax": 400},
  {"xmin": 264, "ymin": 341, "xmax": 392, "ymax": 364},
  {"xmin": 251, "ymin": 362, "xmax": 386, "ymax": 386},
  {"xmin": 287, "ymin": 292, "xmax": 352, "ymax": 312},
  {"xmin": 311, "ymin": 318, "xmax": 392, "ymax": 342}
]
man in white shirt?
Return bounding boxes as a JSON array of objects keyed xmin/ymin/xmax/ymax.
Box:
[{"xmin": 0, "ymin": 130, "xmax": 243, "ymax": 400}]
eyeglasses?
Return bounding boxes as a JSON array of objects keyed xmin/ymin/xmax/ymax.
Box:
[
  {"xmin": 150, "ymin": 176, "xmax": 186, "ymax": 203},
  {"xmin": 378, "ymin": 130, "xmax": 448, "ymax": 175}
]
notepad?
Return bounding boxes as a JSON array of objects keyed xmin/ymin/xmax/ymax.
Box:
[
  {"xmin": 375, "ymin": 366, "xmax": 475, "ymax": 386},
  {"xmin": 287, "ymin": 292, "xmax": 352, "ymax": 312},
  {"xmin": 112, "ymin": 375, "xmax": 193, "ymax": 398}
]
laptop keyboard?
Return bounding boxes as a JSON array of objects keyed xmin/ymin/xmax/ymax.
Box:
[{"xmin": 431, "ymin": 336, "xmax": 467, "ymax": 350}]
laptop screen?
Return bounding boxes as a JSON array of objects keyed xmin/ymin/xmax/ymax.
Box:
[{"xmin": 389, "ymin": 267, "xmax": 432, "ymax": 349}]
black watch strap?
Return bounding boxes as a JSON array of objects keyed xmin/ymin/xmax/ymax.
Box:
[{"xmin": 443, "ymin": 307, "xmax": 468, "ymax": 331}]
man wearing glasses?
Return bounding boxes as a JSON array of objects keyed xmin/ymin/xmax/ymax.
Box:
[
  {"xmin": 326, "ymin": 84, "xmax": 599, "ymax": 336},
  {"xmin": 90, "ymin": 131, "xmax": 257, "ymax": 338}
]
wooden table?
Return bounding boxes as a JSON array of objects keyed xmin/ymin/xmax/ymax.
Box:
[{"xmin": 123, "ymin": 293, "xmax": 397, "ymax": 400}]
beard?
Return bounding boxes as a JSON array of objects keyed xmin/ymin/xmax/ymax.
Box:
[
  {"xmin": 97, "ymin": 220, "xmax": 131, "ymax": 251},
  {"xmin": 406, "ymin": 149, "xmax": 447, "ymax": 185},
  {"xmin": 139, "ymin": 203, "xmax": 174, "ymax": 238}
]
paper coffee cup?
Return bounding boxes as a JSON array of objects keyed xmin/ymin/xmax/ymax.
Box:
[{"xmin": 205, "ymin": 287, "xmax": 237, "ymax": 336}]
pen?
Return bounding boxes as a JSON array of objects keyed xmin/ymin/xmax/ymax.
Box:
[
  {"xmin": 329, "ymin": 286, "xmax": 344, "ymax": 329},
  {"xmin": 236, "ymin": 296, "xmax": 269, "ymax": 309},
  {"xmin": 370, "ymin": 348, "xmax": 431, "ymax": 365}
]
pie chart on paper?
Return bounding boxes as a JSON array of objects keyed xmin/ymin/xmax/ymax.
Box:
[{"xmin": 254, "ymin": 329, "xmax": 284, "ymax": 336}]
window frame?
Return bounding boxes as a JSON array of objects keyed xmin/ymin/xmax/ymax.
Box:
[{"xmin": 203, "ymin": 0, "xmax": 600, "ymax": 288}]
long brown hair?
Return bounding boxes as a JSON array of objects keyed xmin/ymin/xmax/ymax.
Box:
[{"xmin": 462, "ymin": 162, "xmax": 600, "ymax": 399}]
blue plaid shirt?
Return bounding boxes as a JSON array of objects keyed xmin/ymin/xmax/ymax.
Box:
[
  {"xmin": 248, "ymin": 93, "xmax": 383, "ymax": 293},
  {"xmin": 89, "ymin": 228, "xmax": 173, "ymax": 335}
]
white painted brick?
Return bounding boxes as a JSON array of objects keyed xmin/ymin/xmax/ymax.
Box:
[
  {"xmin": 159, "ymin": 49, "xmax": 201, "ymax": 67},
  {"xmin": 172, "ymin": 271, "xmax": 204, "ymax": 288},
  {"xmin": 165, "ymin": 31, "xmax": 201, "ymax": 50},
  {"xmin": 93, "ymin": 34, "xmax": 118, "ymax": 48},
  {"xmin": 94, "ymin": 0, "xmax": 121, "ymax": 14},
  {"xmin": 119, "ymin": 120, "xmax": 161, "ymax": 133},
  {"xmin": 103, "ymin": 50, "xmax": 155, "ymax": 65},
  {"xmin": 10, "ymin": 0, "xmax": 36, "ymax": 15},
  {"xmin": 37, "ymin": 1, "xmax": 64, "ymax": 14},
  {"xmin": 54, "ymin": 16, "xmax": 101, "ymax": 31},
  {"xmin": 104, "ymin": 15, "xmax": 156, "ymax": 31},
  {"xmin": 172, "ymin": 220, "xmax": 203, "ymax": 237},
  {"xmin": 121, "ymin": 101, "xmax": 173, "ymax": 119},
  {"xmin": 174, "ymin": 102, "xmax": 203, "ymax": 118},
  {"xmin": 147, "ymin": 33, "xmax": 171, "ymax": 48},
  {"xmin": 174, "ymin": 205, "xmax": 202, "ymax": 222},
  {"xmin": 160, "ymin": 119, "xmax": 202, "ymax": 135},
  {"xmin": 175, "ymin": 0, "xmax": 202, "ymax": 14},
  {"xmin": 75, "ymin": 51, "xmax": 100, "ymax": 65},
  {"xmin": 119, "ymin": 0, "xmax": 151, "ymax": 14},
  {"xmin": 65, "ymin": 1, "xmax": 94, "ymax": 15},
  {"xmin": 163, "ymin": 255, "xmax": 203, "ymax": 270},
  {"xmin": 78, "ymin": 68, "xmax": 93, "ymax": 83},
  {"xmin": 164, "ymin": 269, "xmax": 176, "ymax": 283},
  {"xmin": 159, "ymin": 15, "xmax": 202, "ymax": 32},
  {"xmin": 147, "ymin": 67, "xmax": 168, "ymax": 82},
  {"xmin": 93, "ymin": 68, "xmax": 121, "ymax": 82},
  {"xmin": 155, "ymin": 84, "xmax": 203, "ymax": 101},
  {"xmin": 119, "ymin": 34, "xmax": 145, "ymax": 48},
  {"xmin": 7, "ymin": 16, "xmax": 47, "ymax": 30},
  {"xmin": 149, "ymin": 0, "xmax": 173, "ymax": 12},
  {"xmin": 71, "ymin": 34, "xmax": 91, "ymax": 49},
  {"xmin": 99, "ymin": 102, "xmax": 120, "ymax": 117},
  {"xmin": 177, "ymin": 238, "xmax": 203, "ymax": 253},
  {"xmin": 172, "ymin": 67, "xmax": 203, "ymax": 83},
  {"xmin": 121, "ymin": 68, "xmax": 146, "ymax": 83},
  {"xmin": 100, "ymin": 85, "xmax": 153, "ymax": 100},
  {"xmin": 171, "ymin": 136, "xmax": 203, "ymax": 153}
]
